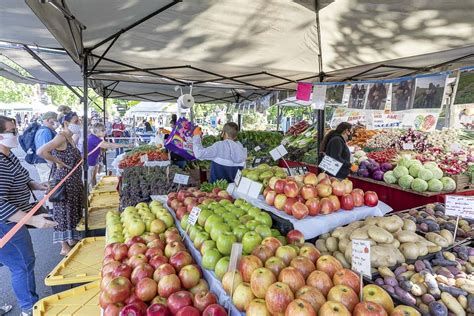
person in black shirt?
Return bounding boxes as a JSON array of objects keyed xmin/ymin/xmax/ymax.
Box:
[{"xmin": 319, "ymin": 122, "xmax": 353, "ymax": 179}]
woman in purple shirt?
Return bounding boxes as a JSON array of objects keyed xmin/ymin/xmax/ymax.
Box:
[{"xmin": 88, "ymin": 123, "xmax": 131, "ymax": 186}]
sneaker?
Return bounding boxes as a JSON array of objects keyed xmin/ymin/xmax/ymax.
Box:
[
  {"xmin": 0, "ymin": 305, "xmax": 12, "ymax": 316},
  {"xmin": 20, "ymin": 308, "xmax": 32, "ymax": 316}
]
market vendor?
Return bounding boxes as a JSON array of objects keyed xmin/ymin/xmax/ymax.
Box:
[
  {"xmin": 193, "ymin": 122, "xmax": 247, "ymax": 183},
  {"xmin": 165, "ymin": 114, "xmax": 187, "ymax": 169},
  {"xmin": 319, "ymin": 122, "xmax": 353, "ymax": 179}
]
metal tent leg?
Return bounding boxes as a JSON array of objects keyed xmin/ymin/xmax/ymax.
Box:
[{"xmin": 82, "ymin": 52, "xmax": 89, "ymax": 236}]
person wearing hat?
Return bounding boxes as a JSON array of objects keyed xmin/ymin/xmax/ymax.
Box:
[{"xmin": 34, "ymin": 111, "xmax": 58, "ymax": 183}]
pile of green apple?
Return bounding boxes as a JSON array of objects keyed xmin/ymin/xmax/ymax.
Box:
[
  {"xmin": 106, "ymin": 201, "xmax": 175, "ymax": 244},
  {"xmin": 177, "ymin": 198, "xmax": 284, "ymax": 278}
]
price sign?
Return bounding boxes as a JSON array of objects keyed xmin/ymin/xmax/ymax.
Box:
[
  {"xmin": 140, "ymin": 154, "xmax": 149, "ymax": 162},
  {"xmin": 236, "ymin": 177, "xmax": 252, "ymax": 195},
  {"xmin": 187, "ymin": 207, "xmax": 201, "ymax": 226},
  {"xmin": 270, "ymin": 145, "xmax": 288, "ymax": 161},
  {"xmin": 254, "ymin": 146, "xmax": 261, "ymax": 152},
  {"xmin": 319, "ymin": 155, "xmax": 342, "ymax": 176},
  {"xmin": 450, "ymin": 143, "xmax": 462, "ymax": 153},
  {"xmin": 234, "ymin": 169, "xmax": 242, "ymax": 186},
  {"xmin": 281, "ymin": 139, "xmax": 289, "ymax": 146},
  {"xmin": 173, "ymin": 173, "xmax": 189, "ymax": 185},
  {"xmin": 247, "ymin": 181, "xmax": 263, "ymax": 199},
  {"xmin": 402, "ymin": 142, "xmax": 414, "ymax": 150},
  {"xmin": 227, "ymin": 243, "xmax": 243, "ymax": 272},
  {"xmin": 446, "ymin": 195, "xmax": 474, "ymax": 219},
  {"xmin": 352, "ymin": 239, "xmax": 371, "ymax": 279},
  {"xmin": 253, "ymin": 158, "xmax": 262, "ymax": 167}
]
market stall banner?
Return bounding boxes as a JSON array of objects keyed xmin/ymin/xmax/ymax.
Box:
[
  {"xmin": 401, "ymin": 109, "xmax": 441, "ymax": 132},
  {"xmin": 412, "ymin": 74, "xmax": 448, "ymax": 109},
  {"xmin": 454, "ymin": 69, "xmax": 474, "ymax": 105}
]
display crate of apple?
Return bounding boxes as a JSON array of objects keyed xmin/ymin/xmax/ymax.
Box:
[
  {"xmin": 101, "ymin": 201, "xmax": 228, "ymax": 316},
  {"xmin": 219, "ymin": 227, "xmax": 417, "ymax": 316},
  {"xmin": 263, "ymin": 172, "xmax": 380, "ymax": 220},
  {"xmin": 241, "ymin": 164, "xmax": 288, "ymax": 187}
]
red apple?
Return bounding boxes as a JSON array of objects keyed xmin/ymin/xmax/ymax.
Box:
[
  {"xmin": 290, "ymin": 256, "xmax": 316, "ymax": 279},
  {"xmin": 164, "ymin": 241, "xmax": 186, "ymax": 258},
  {"xmin": 177, "ymin": 190, "xmax": 188, "ymax": 202},
  {"xmin": 131, "ymin": 263, "xmax": 154, "ymax": 285},
  {"xmin": 284, "ymin": 197, "xmax": 298, "ymax": 215},
  {"xmin": 251, "ymin": 245, "xmax": 274, "ymax": 263},
  {"xmin": 305, "ymin": 197, "xmax": 321, "ymax": 216},
  {"xmin": 105, "ymin": 276, "xmax": 132, "ymax": 304},
  {"xmin": 333, "ymin": 268, "xmax": 361, "ymax": 294},
  {"xmin": 165, "ymin": 231, "xmax": 181, "ymax": 244},
  {"xmin": 157, "ymin": 274, "xmax": 181, "ymax": 298},
  {"xmin": 189, "ymin": 278, "xmax": 209, "ymax": 295},
  {"xmin": 111, "ymin": 243, "xmax": 129, "ymax": 261},
  {"xmin": 274, "ymin": 179, "xmax": 287, "ymax": 194},
  {"xmin": 178, "ymin": 264, "xmax": 201, "ymax": 289},
  {"xmin": 265, "ymin": 190, "xmax": 277, "ymax": 206},
  {"xmin": 278, "ymin": 266, "xmax": 305, "ymax": 293},
  {"xmin": 101, "ymin": 273, "xmax": 114, "ymax": 291},
  {"xmin": 319, "ymin": 198, "xmax": 333, "ymax": 214},
  {"xmin": 274, "ymin": 193, "xmax": 287, "ymax": 211},
  {"xmin": 175, "ymin": 306, "xmax": 200, "ymax": 316},
  {"xmin": 351, "ymin": 189, "xmax": 364, "ymax": 207},
  {"xmin": 317, "ymin": 255, "xmax": 343, "ymax": 278},
  {"xmin": 120, "ymin": 301, "xmax": 148, "ymax": 316},
  {"xmin": 126, "ymin": 236, "xmax": 146, "ymax": 247},
  {"xmin": 103, "ymin": 254, "xmax": 117, "ymax": 266},
  {"xmin": 316, "ymin": 183, "xmax": 332, "ymax": 198},
  {"xmin": 291, "ymin": 201, "xmax": 309, "ymax": 219},
  {"xmin": 261, "ymin": 237, "xmax": 282, "ymax": 253},
  {"xmin": 167, "ymin": 290, "xmax": 193, "ymax": 315},
  {"xmin": 331, "ymin": 180, "xmax": 345, "ymax": 197},
  {"xmin": 306, "ymin": 270, "xmax": 333, "ymax": 297},
  {"xmin": 263, "ymin": 186, "xmax": 272, "ymax": 197},
  {"xmin": 176, "ymin": 206, "xmax": 187, "ymax": 220},
  {"xmin": 341, "ymin": 179, "xmax": 353, "ymax": 194},
  {"xmin": 128, "ymin": 243, "xmax": 148, "ymax": 258},
  {"xmin": 284, "ymin": 181, "xmax": 299, "ymax": 198},
  {"xmin": 102, "ymin": 261, "xmax": 121, "ymax": 276},
  {"xmin": 265, "ymin": 282, "xmax": 294, "ymax": 315},
  {"xmin": 328, "ymin": 195, "xmax": 341, "ymax": 211},
  {"xmin": 193, "ymin": 290, "xmax": 218, "ymax": 312},
  {"xmin": 300, "ymin": 185, "xmax": 316, "ymax": 200},
  {"xmin": 99, "ymin": 291, "xmax": 113, "ymax": 309},
  {"xmin": 147, "ymin": 239, "xmax": 165, "ymax": 250},
  {"xmin": 299, "ymin": 245, "xmax": 321, "ymax": 264},
  {"xmin": 340, "ymin": 193, "xmax": 355, "ymax": 211},
  {"xmin": 327, "ymin": 285, "xmax": 359, "ymax": 312},
  {"xmin": 104, "ymin": 303, "xmax": 124, "ymax": 316},
  {"xmin": 202, "ymin": 304, "xmax": 227, "ymax": 316},
  {"xmin": 170, "ymin": 199, "xmax": 180, "ymax": 211},
  {"xmin": 149, "ymin": 255, "xmax": 169, "ymax": 270},
  {"xmin": 128, "ymin": 254, "xmax": 149, "ymax": 269},
  {"xmin": 286, "ymin": 229, "xmax": 305, "ymax": 247},
  {"xmin": 275, "ymin": 245, "xmax": 298, "ymax": 265},
  {"xmin": 135, "ymin": 277, "xmax": 158, "ymax": 302},
  {"xmin": 232, "ymin": 282, "xmax": 255, "ymax": 311},
  {"xmin": 296, "ymin": 285, "xmax": 326, "ymax": 314},
  {"xmin": 145, "ymin": 247, "xmax": 164, "ymax": 260},
  {"xmin": 153, "ymin": 263, "xmax": 176, "ymax": 283},
  {"xmin": 353, "ymin": 301, "xmax": 388, "ymax": 316},
  {"xmin": 168, "ymin": 192, "xmax": 177, "ymax": 200},
  {"xmin": 268, "ymin": 177, "xmax": 280, "ymax": 190},
  {"xmin": 264, "ymin": 256, "xmax": 286, "ymax": 277},
  {"xmin": 285, "ymin": 298, "xmax": 316, "ymax": 316},
  {"xmin": 112, "ymin": 264, "xmax": 133, "ymax": 279},
  {"xmin": 250, "ymin": 267, "xmax": 276, "ymax": 298},
  {"xmin": 304, "ymin": 173, "xmax": 319, "ymax": 185},
  {"xmin": 247, "ymin": 298, "xmax": 271, "ymax": 316},
  {"xmin": 142, "ymin": 233, "xmax": 160, "ymax": 244},
  {"xmin": 364, "ymin": 191, "xmax": 379, "ymax": 207},
  {"xmin": 146, "ymin": 303, "xmax": 170, "ymax": 316},
  {"xmin": 169, "ymin": 250, "xmax": 193, "ymax": 272},
  {"xmin": 238, "ymin": 255, "xmax": 263, "ymax": 282},
  {"xmin": 319, "ymin": 301, "xmax": 351, "ymax": 316}
]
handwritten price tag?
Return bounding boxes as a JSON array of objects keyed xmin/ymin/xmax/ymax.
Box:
[
  {"xmin": 352, "ymin": 239, "xmax": 371, "ymax": 279},
  {"xmin": 254, "ymin": 146, "xmax": 261, "ymax": 152},
  {"xmin": 270, "ymin": 145, "xmax": 288, "ymax": 161},
  {"xmin": 319, "ymin": 155, "xmax": 342, "ymax": 176},
  {"xmin": 173, "ymin": 173, "xmax": 189, "ymax": 185},
  {"xmin": 446, "ymin": 195, "xmax": 474, "ymax": 219},
  {"xmin": 187, "ymin": 207, "xmax": 201, "ymax": 226},
  {"xmin": 402, "ymin": 143, "xmax": 414, "ymax": 150},
  {"xmin": 227, "ymin": 243, "xmax": 243, "ymax": 272}
]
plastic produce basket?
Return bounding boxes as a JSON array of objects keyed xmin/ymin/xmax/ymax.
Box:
[
  {"xmin": 45, "ymin": 237, "xmax": 105, "ymax": 287},
  {"xmin": 76, "ymin": 207, "xmax": 117, "ymax": 231},
  {"xmin": 89, "ymin": 191, "xmax": 119, "ymax": 208},
  {"xmin": 33, "ymin": 281, "xmax": 100, "ymax": 316}
]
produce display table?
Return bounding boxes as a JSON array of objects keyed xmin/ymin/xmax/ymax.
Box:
[
  {"xmin": 277, "ymin": 159, "xmax": 318, "ymax": 174},
  {"xmin": 348, "ymin": 176, "xmax": 474, "ymax": 211},
  {"xmin": 153, "ymin": 196, "xmax": 243, "ymax": 316},
  {"xmin": 227, "ymin": 184, "xmax": 392, "ymax": 239},
  {"xmin": 45, "ymin": 237, "xmax": 105, "ymax": 287},
  {"xmin": 33, "ymin": 281, "xmax": 100, "ymax": 316}
]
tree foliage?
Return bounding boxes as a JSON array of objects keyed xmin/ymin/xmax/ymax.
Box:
[{"xmin": 0, "ymin": 76, "xmax": 34, "ymax": 103}]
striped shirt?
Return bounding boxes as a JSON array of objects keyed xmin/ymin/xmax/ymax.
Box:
[{"xmin": 0, "ymin": 152, "xmax": 32, "ymax": 222}]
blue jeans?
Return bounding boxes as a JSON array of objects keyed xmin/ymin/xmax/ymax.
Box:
[{"xmin": 0, "ymin": 222, "xmax": 38, "ymax": 311}]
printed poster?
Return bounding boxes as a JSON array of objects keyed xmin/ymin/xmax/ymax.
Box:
[
  {"xmin": 391, "ymin": 79, "xmax": 415, "ymax": 111},
  {"xmin": 348, "ymin": 83, "xmax": 368, "ymax": 109},
  {"xmin": 365, "ymin": 83, "xmax": 390, "ymax": 110},
  {"xmin": 454, "ymin": 69, "xmax": 474, "ymax": 105},
  {"xmin": 412, "ymin": 74, "xmax": 447, "ymax": 109}
]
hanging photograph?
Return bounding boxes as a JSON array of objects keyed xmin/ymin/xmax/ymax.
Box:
[
  {"xmin": 412, "ymin": 74, "xmax": 447, "ymax": 109},
  {"xmin": 365, "ymin": 83, "xmax": 389, "ymax": 110},
  {"xmin": 325, "ymin": 85, "xmax": 344, "ymax": 105},
  {"xmin": 391, "ymin": 79, "xmax": 415, "ymax": 111},
  {"xmin": 454, "ymin": 69, "xmax": 474, "ymax": 104},
  {"xmin": 348, "ymin": 83, "xmax": 368, "ymax": 109}
]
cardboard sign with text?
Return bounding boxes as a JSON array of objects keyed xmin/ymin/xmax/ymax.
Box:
[{"xmin": 352, "ymin": 239, "xmax": 371, "ymax": 279}]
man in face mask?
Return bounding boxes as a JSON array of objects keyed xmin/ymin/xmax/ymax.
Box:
[{"xmin": 34, "ymin": 112, "xmax": 58, "ymax": 183}]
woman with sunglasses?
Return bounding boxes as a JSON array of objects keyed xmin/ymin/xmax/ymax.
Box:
[{"xmin": 0, "ymin": 116, "xmax": 57, "ymax": 316}]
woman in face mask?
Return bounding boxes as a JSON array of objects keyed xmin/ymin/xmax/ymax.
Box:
[
  {"xmin": 37, "ymin": 108, "xmax": 84, "ymax": 255},
  {"xmin": 68, "ymin": 114, "xmax": 83, "ymax": 152},
  {"xmin": 0, "ymin": 116, "xmax": 57, "ymax": 316},
  {"xmin": 319, "ymin": 122, "xmax": 354, "ymax": 180}
]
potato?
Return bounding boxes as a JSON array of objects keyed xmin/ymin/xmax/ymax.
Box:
[
  {"xmin": 368, "ymin": 225, "xmax": 394, "ymax": 244},
  {"xmin": 399, "ymin": 242, "xmax": 420, "ymax": 260},
  {"xmin": 315, "ymin": 239, "xmax": 328, "ymax": 252},
  {"xmin": 334, "ymin": 251, "xmax": 350, "ymax": 268},
  {"xmin": 320, "ymin": 233, "xmax": 330, "ymax": 239},
  {"xmin": 392, "ymin": 238, "xmax": 400, "ymax": 248},
  {"xmin": 325, "ymin": 237, "xmax": 338, "ymax": 252},
  {"xmin": 403, "ymin": 218, "xmax": 417, "ymax": 232},
  {"xmin": 441, "ymin": 292, "xmax": 466, "ymax": 316},
  {"xmin": 347, "ymin": 221, "xmax": 364, "ymax": 229},
  {"xmin": 338, "ymin": 238, "xmax": 350, "ymax": 253},
  {"xmin": 425, "ymin": 232, "xmax": 450, "ymax": 248},
  {"xmin": 350, "ymin": 226, "xmax": 369, "ymax": 240},
  {"xmin": 364, "ymin": 217, "xmax": 379, "ymax": 226},
  {"xmin": 414, "ymin": 242, "xmax": 428, "ymax": 257},
  {"xmin": 439, "ymin": 229, "xmax": 454, "ymax": 245},
  {"xmin": 377, "ymin": 216, "xmax": 404, "ymax": 233},
  {"xmin": 331, "ymin": 227, "xmax": 351, "ymax": 240},
  {"xmin": 395, "ymin": 231, "xmax": 421, "ymax": 243},
  {"xmin": 344, "ymin": 242, "xmax": 353, "ymax": 263},
  {"xmin": 378, "ymin": 266, "xmax": 395, "ymax": 278},
  {"xmin": 427, "ymin": 245, "xmax": 442, "ymax": 253}
]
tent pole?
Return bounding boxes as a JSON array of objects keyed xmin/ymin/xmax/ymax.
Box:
[
  {"xmin": 82, "ymin": 51, "xmax": 89, "ymax": 235},
  {"xmin": 314, "ymin": 0, "xmax": 325, "ymax": 164},
  {"xmin": 276, "ymin": 105, "xmax": 280, "ymax": 131},
  {"xmin": 103, "ymin": 91, "xmax": 108, "ymax": 174}
]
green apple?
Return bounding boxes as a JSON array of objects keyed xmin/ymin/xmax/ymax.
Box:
[
  {"xmin": 202, "ymin": 248, "xmax": 222, "ymax": 270},
  {"xmin": 194, "ymin": 231, "xmax": 210, "ymax": 249},
  {"xmin": 226, "ymin": 219, "xmax": 241, "ymax": 228},
  {"xmin": 242, "ymin": 231, "xmax": 262, "ymax": 254},
  {"xmin": 255, "ymin": 212, "xmax": 272, "ymax": 227},
  {"xmin": 197, "ymin": 209, "xmax": 214, "ymax": 227},
  {"xmin": 145, "ymin": 219, "xmax": 154, "ymax": 232},
  {"xmin": 214, "ymin": 256, "xmax": 230, "ymax": 280},
  {"xmin": 245, "ymin": 220, "xmax": 260, "ymax": 231},
  {"xmin": 181, "ymin": 214, "xmax": 189, "ymax": 230},
  {"xmin": 204, "ymin": 215, "xmax": 224, "ymax": 233},
  {"xmin": 276, "ymin": 235, "xmax": 287, "ymax": 245},
  {"xmin": 234, "ymin": 199, "xmax": 245, "ymax": 207},
  {"xmin": 200, "ymin": 240, "xmax": 216, "ymax": 256},
  {"xmin": 219, "ymin": 199, "xmax": 231, "ymax": 206},
  {"xmin": 108, "ymin": 235, "xmax": 124, "ymax": 243},
  {"xmin": 107, "ymin": 223, "xmax": 123, "ymax": 234},
  {"xmin": 149, "ymin": 200, "xmax": 161, "ymax": 208},
  {"xmin": 271, "ymin": 228, "xmax": 281, "ymax": 237},
  {"xmin": 222, "ymin": 213, "xmax": 237, "ymax": 223},
  {"xmin": 240, "ymin": 203, "xmax": 252, "ymax": 212},
  {"xmin": 216, "ymin": 232, "xmax": 237, "ymax": 255},
  {"xmin": 247, "ymin": 207, "xmax": 261, "ymax": 218},
  {"xmin": 210, "ymin": 223, "xmax": 231, "ymax": 241},
  {"xmin": 160, "ymin": 214, "xmax": 174, "ymax": 228},
  {"xmin": 288, "ymin": 244, "xmax": 299, "ymax": 252},
  {"xmin": 255, "ymin": 225, "xmax": 272, "ymax": 239},
  {"xmin": 189, "ymin": 225, "xmax": 203, "ymax": 241},
  {"xmin": 209, "ymin": 202, "xmax": 219, "ymax": 209},
  {"xmin": 127, "ymin": 219, "xmax": 146, "ymax": 236},
  {"xmin": 239, "ymin": 215, "xmax": 254, "ymax": 224},
  {"xmin": 135, "ymin": 202, "xmax": 148, "ymax": 209},
  {"xmin": 230, "ymin": 208, "xmax": 246, "ymax": 218},
  {"xmin": 213, "ymin": 207, "xmax": 226, "ymax": 216},
  {"xmin": 123, "ymin": 206, "xmax": 137, "ymax": 214},
  {"xmin": 232, "ymin": 225, "xmax": 249, "ymax": 242},
  {"xmin": 197, "ymin": 204, "xmax": 208, "ymax": 211}
]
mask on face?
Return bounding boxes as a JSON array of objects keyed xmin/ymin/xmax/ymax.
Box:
[
  {"xmin": 69, "ymin": 123, "xmax": 82, "ymax": 135},
  {"xmin": 347, "ymin": 132, "xmax": 353, "ymax": 141},
  {"xmin": 0, "ymin": 133, "xmax": 19, "ymax": 148},
  {"xmin": 53, "ymin": 121, "xmax": 60, "ymax": 130}
]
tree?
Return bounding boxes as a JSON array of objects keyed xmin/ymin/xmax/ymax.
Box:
[{"xmin": 0, "ymin": 76, "xmax": 34, "ymax": 103}]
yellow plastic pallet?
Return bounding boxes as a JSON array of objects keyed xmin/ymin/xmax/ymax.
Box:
[
  {"xmin": 89, "ymin": 192, "xmax": 119, "ymax": 208},
  {"xmin": 97, "ymin": 176, "xmax": 119, "ymax": 185},
  {"xmin": 33, "ymin": 281, "xmax": 100, "ymax": 316},
  {"xmin": 76, "ymin": 207, "xmax": 117, "ymax": 231},
  {"xmin": 45, "ymin": 237, "xmax": 105, "ymax": 286}
]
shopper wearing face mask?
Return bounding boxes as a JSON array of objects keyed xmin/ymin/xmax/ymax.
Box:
[
  {"xmin": 0, "ymin": 116, "xmax": 57, "ymax": 316},
  {"xmin": 37, "ymin": 107, "xmax": 84, "ymax": 256},
  {"xmin": 319, "ymin": 122, "xmax": 354, "ymax": 179},
  {"xmin": 111, "ymin": 117, "xmax": 126, "ymax": 157},
  {"xmin": 68, "ymin": 113, "xmax": 83, "ymax": 152},
  {"xmin": 32, "ymin": 111, "xmax": 58, "ymax": 183}
]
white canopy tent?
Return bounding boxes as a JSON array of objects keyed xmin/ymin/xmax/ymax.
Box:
[{"xmin": 124, "ymin": 101, "xmax": 190, "ymax": 117}]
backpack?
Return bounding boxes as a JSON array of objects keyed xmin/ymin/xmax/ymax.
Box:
[{"xmin": 19, "ymin": 122, "xmax": 42, "ymax": 164}]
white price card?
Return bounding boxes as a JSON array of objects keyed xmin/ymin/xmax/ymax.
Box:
[
  {"xmin": 352, "ymin": 239, "xmax": 371, "ymax": 279},
  {"xmin": 254, "ymin": 146, "xmax": 261, "ymax": 152},
  {"xmin": 270, "ymin": 145, "xmax": 288, "ymax": 161},
  {"xmin": 140, "ymin": 154, "xmax": 149, "ymax": 162},
  {"xmin": 234, "ymin": 169, "xmax": 242, "ymax": 186},
  {"xmin": 402, "ymin": 142, "xmax": 414, "ymax": 150},
  {"xmin": 445, "ymin": 195, "xmax": 474, "ymax": 219},
  {"xmin": 236, "ymin": 177, "xmax": 252, "ymax": 195},
  {"xmin": 319, "ymin": 155, "xmax": 343, "ymax": 176},
  {"xmin": 247, "ymin": 181, "xmax": 263, "ymax": 199},
  {"xmin": 227, "ymin": 243, "xmax": 243, "ymax": 272},
  {"xmin": 173, "ymin": 173, "xmax": 189, "ymax": 185},
  {"xmin": 450, "ymin": 143, "xmax": 462, "ymax": 153},
  {"xmin": 187, "ymin": 207, "xmax": 201, "ymax": 226},
  {"xmin": 281, "ymin": 139, "xmax": 289, "ymax": 146},
  {"xmin": 311, "ymin": 85, "xmax": 327, "ymax": 110},
  {"xmin": 254, "ymin": 158, "xmax": 262, "ymax": 165}
]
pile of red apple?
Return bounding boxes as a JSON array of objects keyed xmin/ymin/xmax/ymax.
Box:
[
  {"xmin": 263, "ymin": 172, "xmax": 379, "ymax": 219},
  {"xmin": 100, "ymin": 229, "xmax": 227, "ymax": 316},
  {"xmin": 221, "ymin": 229, "xmax": 413, "ymax": 316},
  {"xmin": 167, "ymin": 187, "xmax": 233, "ymax": 221}
]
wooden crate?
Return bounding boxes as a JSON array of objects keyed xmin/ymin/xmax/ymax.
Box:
[{"xmin": 452, "ymin": 174, "xmax": 473, "ymax": 191}]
